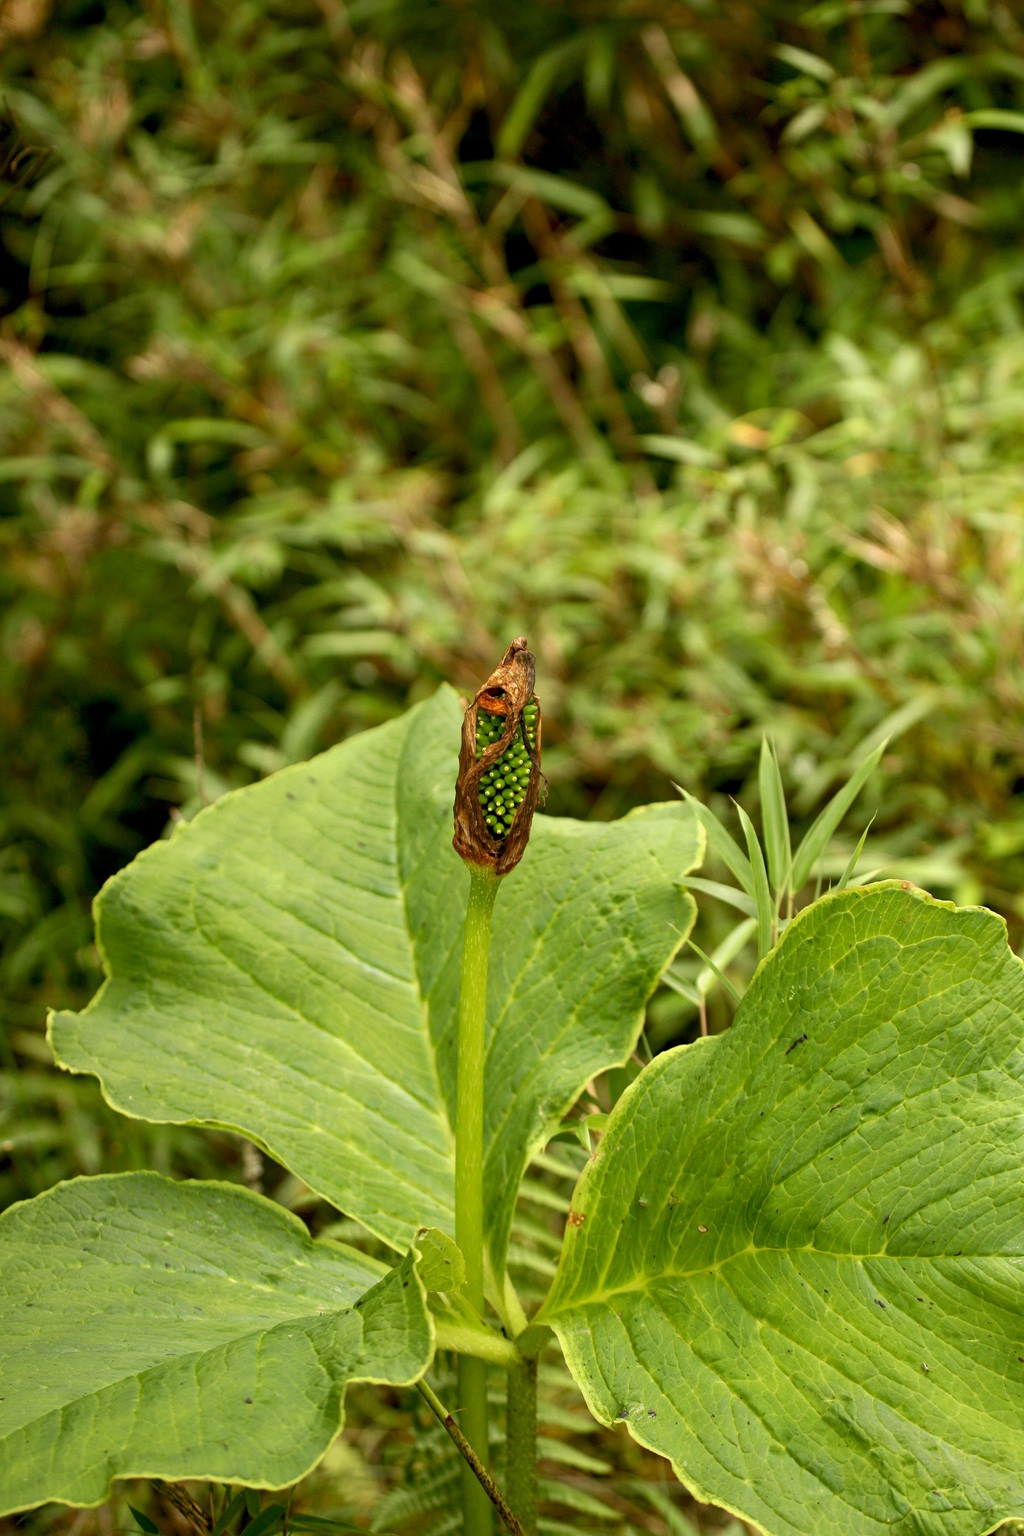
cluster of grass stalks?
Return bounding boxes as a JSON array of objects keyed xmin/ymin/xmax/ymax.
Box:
[{"xmin": 3, "ymin": 0, "xmax": 1024, "ymax": 1529}]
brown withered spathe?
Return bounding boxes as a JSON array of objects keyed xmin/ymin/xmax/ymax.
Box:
[{"xmin": 453, "ymin": 636, "xmax": 543, "ymax": 877}]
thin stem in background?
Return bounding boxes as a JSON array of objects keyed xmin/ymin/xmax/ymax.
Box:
[
  {"xmin": 456, "ymin": 862, "xmax": 500, "ymax": 1535},
  {"xmin": 154, "ymin": 1481, "xmax": 211, "ymax": 1533},
  {"xmin": 416, "ymin": 1381, "xmax": 524, "ymax": 1536}
]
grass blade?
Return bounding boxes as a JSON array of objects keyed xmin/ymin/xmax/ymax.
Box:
[
  {"xmin": 735, "ymin": 803, "xmax": 773, "ymax": 959},
  {"xmin": 677, "ymin": 787, "xmax": 755, "ymax": 896},
  {"xmin": 683, "ymin": 875, "xmax": 758, "ymax": 919},
  {"xmin": 699, "ymin": 916, "xmax": 758, "ymax": 996},
  {"xmin": 835, "ymin": 814, "xmax": 876, "ymax": 892},
  {"xmin": 759, "ymin": 737, "xmax": 792, "ymax": 896},
  {"xmin": 685, "ymin": 938, "xmax": 741, "ymax": 1006},
  {"xmin": 842, "ymin": 867, "xmax": 885, "ymax": 888},
  {"xmin": 662, "ymin": 965, "xmax": 701, "ymax": 1004},
  {"xmin": 790, "ymin": 739, "xmax": 887, "ymax": 892},
  {"xmin": 243, "ymin": 1507, "xmax": 286, "ymax": 1536},
  {"xmin": 667, "ymin": 916, "xmax": 756, "ymax": 1009},
  {"xmin": 212, "ymin": 1493, "xmax": 247, "ymax": 1536},
  {"xmin": 661, "ymin": 968, "xmax": 701, "ymax": 1004},
  {"xmin": 289, "ymin": 1522, "xmax": 389, "ymax": 1536}
]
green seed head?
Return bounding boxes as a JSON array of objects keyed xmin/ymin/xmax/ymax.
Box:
[
  {"xmin": 472, "ymin": 702, "xmax": 540, "ymax": 840},
  {"xmin": 453, "ymin": 638, "xmax": 542, "ymax": 876}
]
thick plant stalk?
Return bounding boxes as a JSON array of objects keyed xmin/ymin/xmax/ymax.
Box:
[
  {"xmin": 452, "ymin": 637, "xmax": 543, "ymax": 1536},
  {"xmin": 505, "ymin": 1358, "xmax": 538, "ymax": 1536},
  {"xmin": 456, "ymin": 862, "xmax": 499, "ymax": 1535}
]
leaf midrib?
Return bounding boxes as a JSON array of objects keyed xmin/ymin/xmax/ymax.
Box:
[
  {"xmin": 546, "ymin": 1240, "xmax": 1022, "ymax": 1316},
  {"xmin": 611, "ymin": 1277, "xmax": 1017, "ymax": 1534},
  {"xmin": 558, "ymin": 1257, "xmax": 1023, "ymax": 1525}
]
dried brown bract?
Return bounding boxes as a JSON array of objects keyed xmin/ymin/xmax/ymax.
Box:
[{"xmin": 453, "ymin": 636, "xmax": 543, "ymax": 877}]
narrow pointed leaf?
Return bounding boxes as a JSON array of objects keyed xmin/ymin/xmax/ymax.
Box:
[
  {"xmin": 0, "ymin": 1173, "xmax": 432, "ymax": 1513},
  {"xmin": 661, "ymin": 968, "xmax": 701, "ymax": 1005},
  {"xmin": 212, "ymin": 1492, "xmax": 247, "ymax": 1536},
  {"xmin": 678, "ymin": 790, "xmax": 755, "ymax": 896},
  {"xmin": 241, "ymin": 1508, "xmax": 285, "ymax": 1536},
  {"xmin": 735, "ymin": 803, "xmax": 773, "ymax": 958},
  {"xmin": 684, "ymin": 938, "xmax": 741, "ymax": 1006},
  {"xmin": 844, "ymin": 865, "xmax": 885, "ymax": 888},
  {"xmin": 835, "ymin": 814, "xmax": 876, "ymax": 892},
  {"xmin": 790, "ymin": 740, "xmax": 886, "ymax": 892},
  {"xmin": 289, "ymin": 1519, "xmax": 388, "ymax": 1535},
  {"xmin": 682, "ymin": 876, "xmax": 758, "ymax": 919},
  {"xmin": 541, "ymin": 884, "xmax": 1024, "ymax": 1536},
  {"xmin": 758, "ymin": 737, "xmax": 791, "ymax": 894},
  {"xmin": 687, "ymin": 915, "xmax": 757, "ymax": 1002},
  {"xmin": 50, "ymin": 687, "xmax": 700, "ymax": 1281}
]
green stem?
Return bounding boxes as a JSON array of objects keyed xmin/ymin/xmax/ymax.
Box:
[
  {"xmin": 456, "ymin": 863, "xmax": 500, "ymax": 1536},
  {"xmin": 435, "ymin": 1320, "xmax": 521, "ymax": 1367},
  {"xmin": 505, "ymin": 1358, "xmax": 538, "ymax": 1536}
]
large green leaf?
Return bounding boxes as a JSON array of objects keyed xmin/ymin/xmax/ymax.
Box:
[
  {"xmin": 541, "ymin": 883, "xmax": 1024, "ymax": 1536},
  {"xmin": 0, "ymin": 1173, "xmax": 431, "ymax": 1513},
  {"xmin": 50, "ymin": 687, "xmax": 699, "ymax": 1278}
]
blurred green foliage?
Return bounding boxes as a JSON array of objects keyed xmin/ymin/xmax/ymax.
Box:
[{"xmin": 2, "ymin": 0, "xmax": 1024, "ymax": 1526}]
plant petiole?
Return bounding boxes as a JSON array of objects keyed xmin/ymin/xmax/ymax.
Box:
[
  {"xmin": 456, "ymin": 861, "xmax": 501, "ymax": 1534},
  {"xmin": 434, "ymin": 1319, "xmax": 522, "ymax": 1367}
]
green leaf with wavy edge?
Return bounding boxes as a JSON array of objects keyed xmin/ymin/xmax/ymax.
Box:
[
  {"xmin": 541, "ymin": 883, "xmax": 1024, "ymax": 1536},
  {"xmin": 49, "ymin": 686, "xmax": 700, "ymax": 1284},
  {"xmin": 0, "ymin": 1173, "xmax": 432, "ymax": 1514}
]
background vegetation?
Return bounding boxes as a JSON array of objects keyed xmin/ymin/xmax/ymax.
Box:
[{"xmin": 3, "ymin": 0, "xmax": 1024, "ymax": 1529}]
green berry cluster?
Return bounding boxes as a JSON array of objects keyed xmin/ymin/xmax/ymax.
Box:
[{"xmin": 475, "ymin": 701, "xmax": 538, "ymax": 839}]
